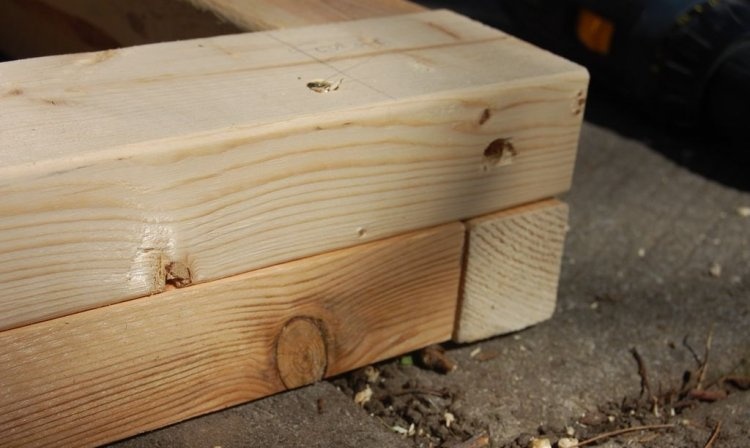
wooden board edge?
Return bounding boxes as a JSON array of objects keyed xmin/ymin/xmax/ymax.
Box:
[{"xmin": 453, "ymin": 199, "xmax": 569, "ymax": 343}]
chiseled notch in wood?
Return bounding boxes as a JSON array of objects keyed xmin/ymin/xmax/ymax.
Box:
[
  {"xmin": 0, "ymin": 10, "xmax": 588, "ymax": 331},
  {"xmin": 454, "ymin": 199, "xmax": 569, "ymax": 343},
  {"xmin": 0, "ymin": 223, "xmax": 464, "ymax": 448}
]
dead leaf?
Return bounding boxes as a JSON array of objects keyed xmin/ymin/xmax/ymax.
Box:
[
  {"xmin": 419, "ymin": 345, "xmax": 457, "ymax": 373},
  {"xmin": 688, "ymin": 388, "xmax": 728, "ymax": 402}
]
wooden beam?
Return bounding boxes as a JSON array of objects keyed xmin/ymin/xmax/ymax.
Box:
[
  {"xmin": 454, "ymin": 199, "xmax": 569, "ymax": 342},
  {"xmin": 0, "ymin": 10, "xmax": 588, "ymax": 330},
  {"xmin": 0, "ymin": 0, "xmax": 242, "ymax": 59},
  {"xmin": 186, "ymin": 0, "xmax": 424, "ymax": 30},
  {"xmin": 0, "ymin": 0, "xmax": 423, "ymax": 60},
  {"xmin": 0, "ymin": 223, "xmax": 464, "ymax": 448}
]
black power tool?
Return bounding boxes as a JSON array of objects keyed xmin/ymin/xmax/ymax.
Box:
[{"xmin": 497, "ymin": 0, "xmax": 750, "ymax": 145}]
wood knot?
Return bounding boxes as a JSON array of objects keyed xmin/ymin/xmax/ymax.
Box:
[{"xmin": 275, "ymin": 317, "xmax": 328, "ymax": 389}]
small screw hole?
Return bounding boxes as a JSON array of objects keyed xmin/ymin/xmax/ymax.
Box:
[{"xmin": 307, "ymin": 79, "xmax": 342, "ymax": 93}]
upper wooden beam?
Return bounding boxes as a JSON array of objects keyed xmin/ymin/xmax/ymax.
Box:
[
  {"xmin": 0, "ymin": 10, "xmax": 587, "ymax": 330},
  {"xmin": 187, "ymin": 0, "xmax": 424, "ymax": 30}
]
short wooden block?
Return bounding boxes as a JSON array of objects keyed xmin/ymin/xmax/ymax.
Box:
[
  {"xmin": 0, "ymin": 10, "xmax": 587, "ymax": 330},
  {"xmin": 454, "ymin": 199, "xmax": 569, "ymax": 342},
  {"xmin": 0, "ymin": 223, "xmax": 464, "ymax": 447}
]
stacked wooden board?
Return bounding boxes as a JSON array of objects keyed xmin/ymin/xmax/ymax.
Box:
[{"xmin": 0, "ymin": 1, "xmax": 586, "ymax": 445}]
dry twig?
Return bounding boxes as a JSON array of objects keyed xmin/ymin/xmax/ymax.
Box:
[
  {"xmin": 448, "ymin": 431, "xmax": 489, "ymax": 448},
  {"xmin": 572, "ymin": 424, "xmax": 675, "ymax": 447},
  {"xmin": 696, "ymin": 326, "xmax": 715, "ymax": 390},
  {"xmin": 631, "ymin": 348, "xmax": 651, "ymax": 399},
  {"xmin": 391, "ymin": 388, "xmax": 450, "ymax": 398},
  {"xmin": 703, "ymin": 421, "xmax": 721, "ymax": 448}
]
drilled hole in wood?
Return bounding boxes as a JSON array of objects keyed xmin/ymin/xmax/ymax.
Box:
[
  {"xmin": 357, "ymin": 227, "xmax": 367, "ymax": 238},
  {"xmin": 306, "ymin": 79, "xmax": 342, "ymax": 93},
  {"xmin": 482, "ymin": 138, "xmax": 516, "ymax": 170}
]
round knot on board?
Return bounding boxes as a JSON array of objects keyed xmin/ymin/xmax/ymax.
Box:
[{"xmin": 275, "ymin": 317, "xmax": 329, "ymax": 389}]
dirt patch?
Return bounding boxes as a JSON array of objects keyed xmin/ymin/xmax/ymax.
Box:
[
  {"xmin": 333, "ymin": 357, "xmax": 487, "ymax": 447},
  {"xmin": 334, "ymin": 335, "xmax": 750, "ymax": 448},
  {"xmin": 503, "ymin": 337, "xmax": 750, "ymax": 448}
]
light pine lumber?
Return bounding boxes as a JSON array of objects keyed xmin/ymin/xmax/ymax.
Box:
[
  {"xmin": 0, "ymin": 10, "xmax": 588, "ymax": 330},
  {"xmin": 0, "ymin": 223, "xmax": 464, "ymax": 448},
  {"xmin": 0, "ymin": 0, "xmax": 241, "ymax": 59},
  {"xmin": 0, "ymin": 0, "xmax": 423, "ymax": 60},
  {"xmin": 454, "ymin": 199, "xmax": 569, "ymax": 342},
  {"xmin": 186, "ymin": 0, "xmax": 424, "ymax": 30}
]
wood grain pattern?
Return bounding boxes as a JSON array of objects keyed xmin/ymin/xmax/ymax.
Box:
[
  {"xmin": 0, "ymin": 10, "xmax": 588, "ymax": 330},
  {"xmin": 454, "ymin": 199, "xmax": 569, "ymax": 342},
  {"xmin": 186, "ymin": 0, "xmax": 424, "ymax": 30},
  {"xmin": 0, "ymin": 223, "xmax": 464, "ymax": 448}
]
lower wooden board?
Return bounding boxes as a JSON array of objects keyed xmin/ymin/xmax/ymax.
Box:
[
  {"xmin": 0, "ymin": 223, "xmax": 464, "ymax": 447},
  {"xmin": 454, "ymin": 199, "xmax": 569, "ymax": 342}
]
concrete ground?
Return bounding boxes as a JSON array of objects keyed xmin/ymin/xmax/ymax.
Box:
[{"xmin": 111, "ymin": 81, "xmax": 750, "ymax": 447}]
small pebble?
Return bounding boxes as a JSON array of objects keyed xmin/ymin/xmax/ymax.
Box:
[
  {"xmin": 709, "ymin": 262, "xmax": 722, "ymax": 278},
  {"xmin": 407, "ymin": 423, "xmax": 416, "ymax": 437},
  {"xmin": 565, "ymin": 426, "xmax": 575, "ymax": 436},
  {"xmin": 363, "ymin": 366, "xmax": 379, "ymax": 383},
  {"xmin": 737, "ymin": 206, "xmax": 750, "ymax": 217},
  {"xmin": 354, "ymin": 385, "xmax": 372, "ymax": 406},
  {"xmin": 391, "ymin": 425, "xmax": 408, "ymax": 435},
  {"xmin": 470, "ymin": 347, "xmax": 482, "ymax": 358},
  {"xmin": 528, "ymin": 437, "xmax": 552, "ymax": 448},
  {"xmin": 444, "ymin": 412, "xmax": 455, "ymax": 428},
  {"xmin": 557, "ymin": 438, "xmax": 579, "ymax": 448},
  {"xmin": 637, "ymin": 248, "xmax": 646, "ymax": 257}
]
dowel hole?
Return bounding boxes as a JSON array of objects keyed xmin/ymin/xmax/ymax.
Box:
[
  {"xmin": 357, "ymin": 227, "xmax": 367, "ymax": 238},
  {"xmin": 306, "ymin": 79, "xmax": 342, "ymax": 93},
  {"xmin": 482, "ymin": 138, "xmax": 516, "ymax": 171}
]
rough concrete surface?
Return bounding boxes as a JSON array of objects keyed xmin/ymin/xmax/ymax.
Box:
[
  {"xmin": 113, "ymin": 85, "xmax": 749, "ymax": 448},
  {"xmin": 110, "ymin": 382, "xmax": 410, "ymax": 448}
]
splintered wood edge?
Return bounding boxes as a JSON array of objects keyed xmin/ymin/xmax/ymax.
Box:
[
  {"xmin": 454, "ymin": 199, "xmax": 569, "ymax": 342},
  {"xmin": 0, "ymin": 222, "xmax": 464, "ymax": 447}
]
